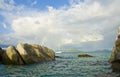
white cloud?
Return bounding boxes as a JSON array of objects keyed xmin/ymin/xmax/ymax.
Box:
[
  {"xmin": 9, "ymin": 1, "xmax": 106, "ymax": 49},
  {"xmin": 0, "ymin": 0, "xmax": 120, "ymax": 50},
  {"xmin": 81, "ymin": 34, "xmax": 104, "ymax": 42},
  {"xmin": 0, "ymin": 0, "xmax": 15, "ymax": 10}
]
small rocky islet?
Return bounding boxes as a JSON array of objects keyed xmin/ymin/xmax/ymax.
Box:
[
  {"xmin": 0, "ymin": 43, "xmax": 55, "ymax": 65},
  {"xmin": 78, "ymin": 54, "xmax": 93, "ymax": 58}
]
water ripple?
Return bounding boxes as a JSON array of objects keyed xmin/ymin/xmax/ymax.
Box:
[{"xmin": 0, "ymin": 51, "xmax": 119, "ymax": 77}]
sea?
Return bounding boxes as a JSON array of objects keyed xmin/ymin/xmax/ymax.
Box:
[{"xmin": 0, "ymin": 50, "xmax": 120, "ymax": 77}]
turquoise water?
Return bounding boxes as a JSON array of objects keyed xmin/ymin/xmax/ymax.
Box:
[{"xmin": 0, "ymin": 51, "xmax": 120, "ymax": 77}]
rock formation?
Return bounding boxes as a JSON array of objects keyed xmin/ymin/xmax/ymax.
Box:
[
  {"xmin": 78, "ymin": 54, "xmax": 93, "ymax": 58},
  {"xmin": 1, "ymin": 43, "xmax": 55, "ymax": 65},
  {"xmin": 109, "ymin": 27, "xmax": 120, "ymax": 71}
]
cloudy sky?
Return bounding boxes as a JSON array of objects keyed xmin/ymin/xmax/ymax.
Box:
[{"xmin": 0, "ymin": 0, "xmax": 120, "ymax": 51}]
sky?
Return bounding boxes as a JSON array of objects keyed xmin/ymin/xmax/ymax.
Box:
[{"xmin": 0, "ymin": 0, "xmax": 120, "ymax": 51}]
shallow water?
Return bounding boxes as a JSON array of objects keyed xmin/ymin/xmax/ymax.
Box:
[{"xmin": 0, "ymin": 51, "xmax": 120, "ymax": 77}]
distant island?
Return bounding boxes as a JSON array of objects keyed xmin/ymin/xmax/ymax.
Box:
[{"xmin": 63, "ymin": 49, "xmax": 84, "ymax": 52}]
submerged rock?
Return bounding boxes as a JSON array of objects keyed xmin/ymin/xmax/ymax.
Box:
[
  {"xmin": 55, "ymin": 56, "xmax": 62, "ymax": 58},
  {"xmin": 78, "ymin": 54, "xmax": 93, "ymax": 57},
  {"xmin": 109, "ymin": 27, "xmax": 120, "ymax": 71},
  {"xmin": 1, "ymin": 43, "xmax": 55, "ymax": 65}
]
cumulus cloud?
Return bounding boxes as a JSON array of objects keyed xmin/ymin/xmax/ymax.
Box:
[
  {"xmin": 0, "ymin": 0, "xmax": 15, "ymax": 10},
  {"xmin": 0, "ymin": 0, "xmax": 120, "ymax": 50}
]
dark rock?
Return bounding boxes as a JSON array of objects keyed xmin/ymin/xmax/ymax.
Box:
[
  {"xmin": 111, "ymin": 61, "xmax": 120, "ymax": 72},
  {"xmin": 118, "ymin": 35, "xmax": 120, "ymax": 38},
  {"xmin": 55, "ymin": 56, "xmax": 62, "ymax": 58},
  {"xmin": 78, "ymin": 54, "xmax": 93, "ymax": 57},
  {"xmin": 109, "ymin": 27, "xmax": 120, "ymax": 71},
  {"xmin": 0, "ymin": 47, "xmax": 4, "ymax": 62},
  {"xmin": 109, "ymin": 38, "xmax": 120, "ymax": 71}
]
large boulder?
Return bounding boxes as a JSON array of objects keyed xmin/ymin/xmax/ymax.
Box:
[
  {"xmin": 109, "ymin": 27, "xmax": 120, "ymax": 71},
  {"xmin": 16, "ymin": 43, "xmax": 55, "ymax": 64},
  {"xmin": 2, "ymin": 43, "xmax": 55, "ymax": 65}
]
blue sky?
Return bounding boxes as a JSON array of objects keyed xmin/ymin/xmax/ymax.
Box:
[
  {"xmin": 14, "ymin": 0, "xmax": 70, "ymax": 10},
  {"xmin": 0, "ymin": 0, "xmax": 120, "ymax": 51}
]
